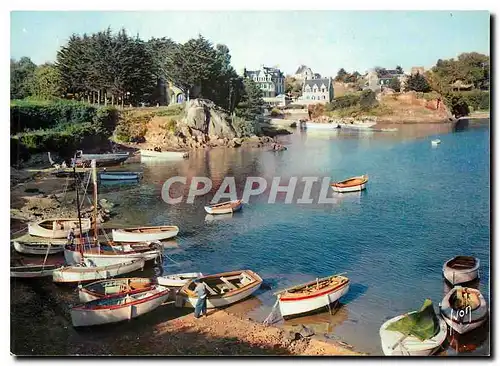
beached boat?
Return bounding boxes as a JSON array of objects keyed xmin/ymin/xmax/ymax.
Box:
[
  {"xmin": 442, "ymin": 256, "xmax": 479, "ymax": 285},
  {"xmin": 204, "ymin": 200, "xmax": 243, "ymax": 215},
  {"xmin": 53, "ymin": 258, "xmax": 146, "ymax": 284},
  {"xmin": 276, "ymin": 274, "xmax": 350, "ymax": 318},
  {"xmin": 439, "ymin": 286, "xmax": 488, "ymax": 334},
  {"xmin": 112, "ymin": 225, "xmax": 179, "ymax": 242},
  {"xmin": 28, "ymin": 218, "xmax": 91, "ymax": 239},
  {"xmin": 379, "ymin": 299, "xmax": 447, "ymax": 356},
  {"xmin": 78, "ymin": 277, "xmax": 155, "ymax": 302},
  {"xmin": 140, "ymin": 149, "xmax": 189, "ymax": 160},
  {"xmin": 157, "ymin": 272, "xmax": 203, "ymax": 287},
  {"xmin": 431, "ymin": 139, "xmax": 441, "ymax": 145},
  {"xmin": 176, "ymin": 270, "xmax": 262, "ymax": 309},
  {"xmin": 64, "ymin": 245, "xmax": 163, "ymax": 267},
  {"xmin": 303, "ymin": 122, "xmax": 337, "ymax": 130},
  {"xmin": 71, "ymin": 284, "xmax": 170, "ymax": 327},
  {"xmin": 11, "ymin": 264, "xmax": 59, "ymax": 278},
  {"xmin": 98, "ymin": 171, "xmax": 142, "ymax": 181},
  {"xmin": 330, "ymin": 175, "xmax": 369, "ymax": 193},
  {"xmin": 12, "ymin": 241, "xmax": 65, "ymax": 255},
  {"xmin": 74, "ymin": 150, "xmax": 130, "ymax": 167}
]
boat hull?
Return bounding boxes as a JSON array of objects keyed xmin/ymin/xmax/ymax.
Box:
[
  {"xmin": 28, "ymin": 218, "xmax": 91, "ymax": 239},
  {"xmin": 112, "ymin": 226, "xmax": 179, "ymax": 242},
  {"xmin": 140, "ymin": 150, "xmax": 189, "ymax": 160},
  {"xmin": 278, "ymin": 282, "xmax": 350, "ymax": 318},
  {"xmin": 157, "ymin": 272, "xmax": 203, "ymax": 287},
  {"xmin": 53, "ymin": 259, "xmax": 145, "ymax": 284},
  {"xmin": 439, "ymin": 287, "xmax": 488, "ymax": 334},
  {"xmin": 78, "ymin": 277, "xmax": 155, "ymax": 302},
  {"xmin": 99, "ymin": 173, "xmax": 140, "ymax": 181},
  {"xmin": 442, "ymin": 257, "xmax": 480, "ymax": 285},
  {"xmin": 13, "ymin": 241, "xmax": 65, "ymax": 255},
  {"xmin": 380, "ymin": 313, "xmax": 447, "ymax": 356},
  {"xmin": 304, "ymin": 122, "xmax": 336, "ymax": 130},
  {"xmin": 183, "ymin": 282, "xmax": 260, "ymax": 309},
  {"xmin": 338, "ymin": 122, "xmax": 377, "ymax": 130},
  {"xmin": 204, "ymin": 201, "xmax": 242, "ymax": 215},
  {"xmin": 71, "ymin": 286, "xmax": 169, "ymax": 327},
  {"xmin": 64, "ymin": 248, "xmax": 162, "ymax": 267},
  {"xmin": 330, "ymin": 183, "xmax": 367, "ymax": 193},
  {"xmin": 11, "ymin": 265, "xmax": 58, "ymax": 278}
]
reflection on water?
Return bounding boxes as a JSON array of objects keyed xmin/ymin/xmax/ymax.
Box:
[{"xmin": 446, "ymin": 320, "xmax": 489, "ymax": 354}]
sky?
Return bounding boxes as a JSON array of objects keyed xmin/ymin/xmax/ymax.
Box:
[{"xmin": 10, "ymin": 11, "xmax": 490, "ymax": 77}]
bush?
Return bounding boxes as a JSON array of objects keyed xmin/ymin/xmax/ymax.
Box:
[
  {"xmin": 233, "ymin": 116, "xmax": 258, "ymax": 137},
  {"xmin": 308, "ymin": 104, "xmax": 325, "ymax": 119},
  {"xmin": 327, "ymin": 94, "xmax": 361, "ymax": 111},
  {"xmin": 458, "ymin": 90, "xmax": 489, "ymax": 111},
  {"xmin": 359, "ymin": 90, "xmax": 378, "ymax": 111},
  {"xmin": 284, "ymin": 104, "xmax": 306, "ymax": 109},
  {"xmin": 270, "ymin": 108, "xmax": 282, "ymax": 117},
  {"xmin": 444, "ymin": 93, "xmax": 470, "ymax": 118},
  {"xmin": 155, "ymin": 103, "xmax": 186, "ymax": 116}
]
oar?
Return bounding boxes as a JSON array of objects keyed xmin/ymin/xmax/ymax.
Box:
[
  {"xmin": 273, "ymin": 272, "xmax": 348, "ymax": 296},
  {"xmin": 390, "ymin": 333, "xmax": 409, "ymax": 351}
]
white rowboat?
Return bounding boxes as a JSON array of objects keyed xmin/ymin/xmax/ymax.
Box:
[
  {"xmin": 204, "ymin": 200, "xmax": 243, "ymax": 215},
  {"xmin": 11, "ymin": 265, "xmax": 59, "ymax": 278},
  {"xmin": 53, "ymin": 259, "xmax": 145, "ymax": 284},
  {"xmin": 277, "ymin": 274, "xmax": 350, "ymax": 318},
  {"xmin": 64, "ymin": 246, "xmax": 162, "ymax": 267},
  {"xmin": 157, "ymin": 272, "xmax": 203, "ymax": 287},
  {"xmin": 99, "ymin": 171, "xmax": 141, "ymax": 181},
  {"xmin": 439, "ymin": 286, "xmax": 488, "ymax": 334},
  {"xmin": 140, "ymin": 149, "xmax": 189, "ymax": 160},
  {"xmin": 431, "ymin": 139, "xmax": 441, "ymax": 145},
  {"xmin": 112, "ymin": 225, "xmax": 179, "ymax": 242},
  {"xmin": 78, "ymin": 277, "xmax": 155, "ymax": 303},
  {"xmin": 338, "ymin": 121, "xmax": 377, "ymax": 130},
  {"xmin": 330, "ymin": 175, "xmax": 369, "ymax": 193},
  {"xmin": 13, "ymin": 241, "xmax": 65, "ymax": 255},
  {"xmin": 71, "ymin": 285, "xmax": 170, "ymax": 327},
  {"xmin": 442, "ymin": 256, "xmax": 479, "ymax": 285},
  {"xmin": 28, "ymin": 218, "xmax": 91, "ymax": 239},
  {"xmin": 177, "ymin": 270, "xmax": 262, "ymax": 309}
]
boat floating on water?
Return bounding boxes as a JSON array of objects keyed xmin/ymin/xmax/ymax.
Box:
[
  {"xmin": 11, "ymin": 264, "xmax": 60, "ymax": 278},
  {"xmin": 379, "ymin": 299, "xmax": 447, "ymax": 356},
  {"xmin": 112, "ymin": 225, "xmax": 179, "ymax": 242},
  {"xmin": 176, "ymin": 270, "xmax": 262, "ymax": 309},
  {"xmin": 71, "ymin": 284, "xmax": 170, "ymax": 327},
  {"xmin": 431, "ymin": 139, "xmax": 441, "ymax": 145},
  {"xmin": 276, "ymin": 274, "xmax": 350, "ymax": 319},
  {"xmin": 74, "ymin": 150, "xmax": 130, "ymax": 167},
  {"xmin": 12, "ymin": 241, "xmax": 65, "ymax": 255},
  {"xmin": 99, "ymin": 171, "xmax": 142, "ymax": 181},
  {"xmin": 330, "ymin": 175, "xmax": 369, "ymax": 193},
  {"xmin": 157, "ymin": 272, "xmax": 203, "ymax": 287},
  {"xmin": 204, "ymin": 200, "xmax": 243, "ymax": 215},
  {"xmin": 439, "ymin": 286, "xmax": 488, "ymax": 334},
  {"xmin": 140, "ymin": 149, "xmax": 189, "ymax": 160},
  {"xmin": 442, "ymin": 256, "xmax": 479, "ymax": 285},
  {"xmin": 28, "ymin": 218, "xmax": 92, "ymax": 239},
  {"xmin": 78, "ymin": 277, "xmax": 155, "ymax": 302}
]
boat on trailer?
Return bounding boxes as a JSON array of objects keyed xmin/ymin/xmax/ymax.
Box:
[
  {"xmin": 379, "ymin": 299, "xmax": 447, "ymax": 356},
  {"xmin": 28, "ymin": 218, "xmax": 91, "ymax": 239},
  {"xmin": 12, "ymin": 241, "xmax": 65, "ymax": 255},
  {"xmin": 11, "ymin": 264, "xmax": 60, "ymax": 278},
  {"xmin": 330, "ymin": 175, "xmax": 368, "ymax": 193},
  {"xmin": 439, "ymin": 286, "xmax": 488, "ymax": 334},
  {"xmin": 78, "ymin": 277, "xmax": 156, "ymax": 302},
  {"xmin": 442, "ymin": 256, "xmax": 479, "ymax": 285},
  {"xmin": 176, "ymin": 270, "xmax": 262, "ymax": 309},
  {"xmin": 204, "ymin": 200, "xmax": 243, "ymax": 215},
  {"xmin": 112, "ymin": 225, "xmax": 179, "ymax": 242},
  {"xmin": 52, "ymin": 258, "xmax": 146, "ymax": 284},
  {"xmin": 157, "ymin": 272, "xmax": 203, "ymax": 287},
  {"xmin": 276, "ymin": 274, "xmax": 350, "ymax": 318},
  {"xmin": 71, "ymin": 284, "xmax": 170, "ymax": 327}
]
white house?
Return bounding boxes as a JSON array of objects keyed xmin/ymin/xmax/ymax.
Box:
[
  {"xmin": 297, "ymin": 78, "xmax": 334, "ymax": 105},
  {"xmin": 243, "ymin": 65, "xmax": 285, "ymax": 98}
]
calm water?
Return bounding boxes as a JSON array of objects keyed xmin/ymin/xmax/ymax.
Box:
[{"xmin": 101, "ymin": 120, "xmax": 490, "ymax": 355}]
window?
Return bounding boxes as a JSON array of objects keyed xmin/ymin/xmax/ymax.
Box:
[
  {"xmin": 312, "ymin": 96, "xmax": 315, "ymax": 100},
  {"xmin": 322, "ymin": 88, "xmax": 326, "ymax": 93},
  {"xmin": 323, "ymin": 95, "xmax": 326, "ymax": 100}
]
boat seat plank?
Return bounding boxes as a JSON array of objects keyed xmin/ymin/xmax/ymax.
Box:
[
  {"xmin": 224, "ymin": 275, "xmax": 242, "ymax": 280},
  {"xmin": 220, "ymin": 277, "xmax": 238, "ymax": 290},
  {"xmin": 203, "ymin": 283, "xmax": 218, "ymax": 296}
]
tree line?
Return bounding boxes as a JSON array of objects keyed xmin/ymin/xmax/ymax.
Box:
[{"xmin": 11, "ymin": 28, "xmax": 265, "ymax": 120}]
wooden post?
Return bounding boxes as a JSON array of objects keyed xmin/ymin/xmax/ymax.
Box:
[
  {"xmin": 73, "ymin": 153, "xmax": 84, "ymax": 260},
  {"xmin": 91, "ymin": 160, "xmax": 99, "ymax": 249}
]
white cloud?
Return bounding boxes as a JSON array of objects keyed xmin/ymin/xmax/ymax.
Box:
[{"xmin": 22, "ymin": 28, "xmax": 27, "ymax": 33}]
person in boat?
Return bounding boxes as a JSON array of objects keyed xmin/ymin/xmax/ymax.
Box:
[
  {"xmin": 67, "ymin": 227, "xmax": 75, "ymax": 245},
  {"xmin": 193, "ymin": 278, "xmax": 208, "ymax": 318}
]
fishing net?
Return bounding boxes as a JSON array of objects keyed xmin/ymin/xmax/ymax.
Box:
[{"xmin": 385, "ymin": 298, "xmax": 440, "ymax": 341}]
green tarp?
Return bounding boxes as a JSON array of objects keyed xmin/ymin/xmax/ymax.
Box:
[{"xmin": 386, "ymin": 299, "xmax": 440, "ymax": 341}]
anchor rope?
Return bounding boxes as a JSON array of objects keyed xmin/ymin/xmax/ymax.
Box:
[{"xmin": 263, "ymin": 299, "xmax": 281, "ymax": 325}]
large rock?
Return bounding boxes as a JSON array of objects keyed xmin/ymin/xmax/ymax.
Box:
[{"xmin": 179, "ymin": 99, "xmax": 237, "ymax": 139}]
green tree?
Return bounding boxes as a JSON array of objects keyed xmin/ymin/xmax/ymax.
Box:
[
  {"xmin": 31, "ymin": 63, "xmax": 62, "ymax": 99},
  {"xmin": 395, "ymin": 65, "xmax": 404, "ymax": 74},
  {"xmin": 10, "ymin": 57, "xmax": 37, "ymax": 99},
  {"xmin": 388, "ymin": 77, "xmax": 401, "ymax": 92},
  {"xmin": 235, "ymin": 78, "xmax": 264, "ymax": 121},
  {"xmin": 334, "ymin": 68, "xmax": 348, "ymax": 82},
  {"xmin": 285, "ymin": 76, "xmax": 302, "ymax": 98},
  {"xmin": 405, "ymin": 72, "xmax": 431, "ymax": 93}
]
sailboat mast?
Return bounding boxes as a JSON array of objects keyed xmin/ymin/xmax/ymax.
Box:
[
  {"xmin": 73, "ymin": 153, "xmax": 84, "ymax": 257},
  {"xmin": 91, "ymin": 160, "xmax": 99, "ymax": 247}
]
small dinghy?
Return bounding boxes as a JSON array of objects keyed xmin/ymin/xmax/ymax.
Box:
[
  {"xmin": 176, "ymin": 270, "xmax": 262, "ymax": 309},
  {"xmin": 157, "ymin": 272, "xmax": 203, "ymax": 287},
  {"xmin": 442, "ymin": 256, "xmax": 479, "ymax": 285},
  {"xmin": 431, "ymin": 139, "xmax": 441, "ymax": 145},
  {"xmin": 439, "ymin": 286, "xmax": 488, "ymax": 334},
  {"xmin": 71, "ymin": 284, "xmax": 170, "ymax": 327},
  {"xmin": 276, "ymin": 274, "xmax": 350, "ymax": 318},
  {"xmin": 78, "ymin": 277, "xmax": 155, "ymax": 302},
  {"xmin": 11, "ymin": 264, "xmax": 59, "ymax": 278},
  {"xmin": 380, "ymin": 299, "xmax": 447, "ymax": 356},
  {"xmin": 98, "ymin": 171, "xmax": 142, "ymax": 181},
  {"xmin": 330, "ymin": 175, "xmax": 368, "ymax": 193},
  {"xmin": 28, "ymin": 218, "xmax": 91, "ymax": 239},
  {"xmin": 52, "ymin": 258, "xmax": 146, "ymax": 284},
  {"xmin": 112, "ymin": 225, "xmax": 179, "ymax": 242},
  {"xmin": 204, "ymin": 200, "xmax": 243, "ymax": 215},
  {"xmin": 140, "ymin": 149, "xmax": 189, "ymax": 160},
  {"xmin": 13, "ymin": 241, "xmax": 65, "ymax": 255}
]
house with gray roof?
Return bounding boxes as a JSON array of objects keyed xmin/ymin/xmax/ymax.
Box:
[
  {"xmin": 243, "ymin": 65, "xmax": 285, "ymax": 98},
  {"xmin": 298, "ymin": 78, "xmax": 334, "ymax": 104},
  {"xmin": 293, "ymin": 65, "xmax": 321, "ymax": 81}
]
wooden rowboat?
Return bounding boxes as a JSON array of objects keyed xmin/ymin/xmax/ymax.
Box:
[
  {"xmin": 140, "ymin": 149, "xmax": 189, "ymax": 160},
  {"xmin": 71, "ymin": 285, "xmax": 170, "ymax": 327},
  {"xmin": 442, "ymin": 256, "xmax": 479, "ymax": 285},
  {"xmin": 157, "ymin": 272, "xmax": 203, "ymax": 287},
  {"xmin": 13, "ymin": 241, "xmax": 65, "ymax": 255},
  {"xmin": 99, "ymin": 171, "xmax": 142, "ymax": 181},
  {"xmin": 53, "ymin": 258, "xmax": 146, "ymax": 284},
  {"xmin": 176, "ymin": 270, "xmax": 262, "ymax": 309},
  {"xmin": 112, "ymin": 225, "xmax": 179, "ymax": 242},
  {"xmin": 78, "ymin": 277, "xmax": 155, "ymax": 303},
  {"xmin": 276, "ymin": 274, "xmax": 350, "ymax": 318},
  {"xmin": 28, "ymin": 218, "xmax": 91, "ymax": 239},
  {"xmin": 330, "ymin": 175, "xmax": 368, "ymax": 193},
  {"xmin": 11, "ymin": 264, "xmax": 59, "ymax": 278},
  {"xmin": 204, "ymin": 200, "xmax": 243, "ymax": 215},
  {"xmin": 431, "ymin": 139, "xmax": 441, "ymax": 145},
  {"xmin": 439, "ymin": 286, "xmax": 488, "ymax": 334},
  {"xmin": 74, "ymin": 150, "xmax": 130, "ymax": 167}
]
